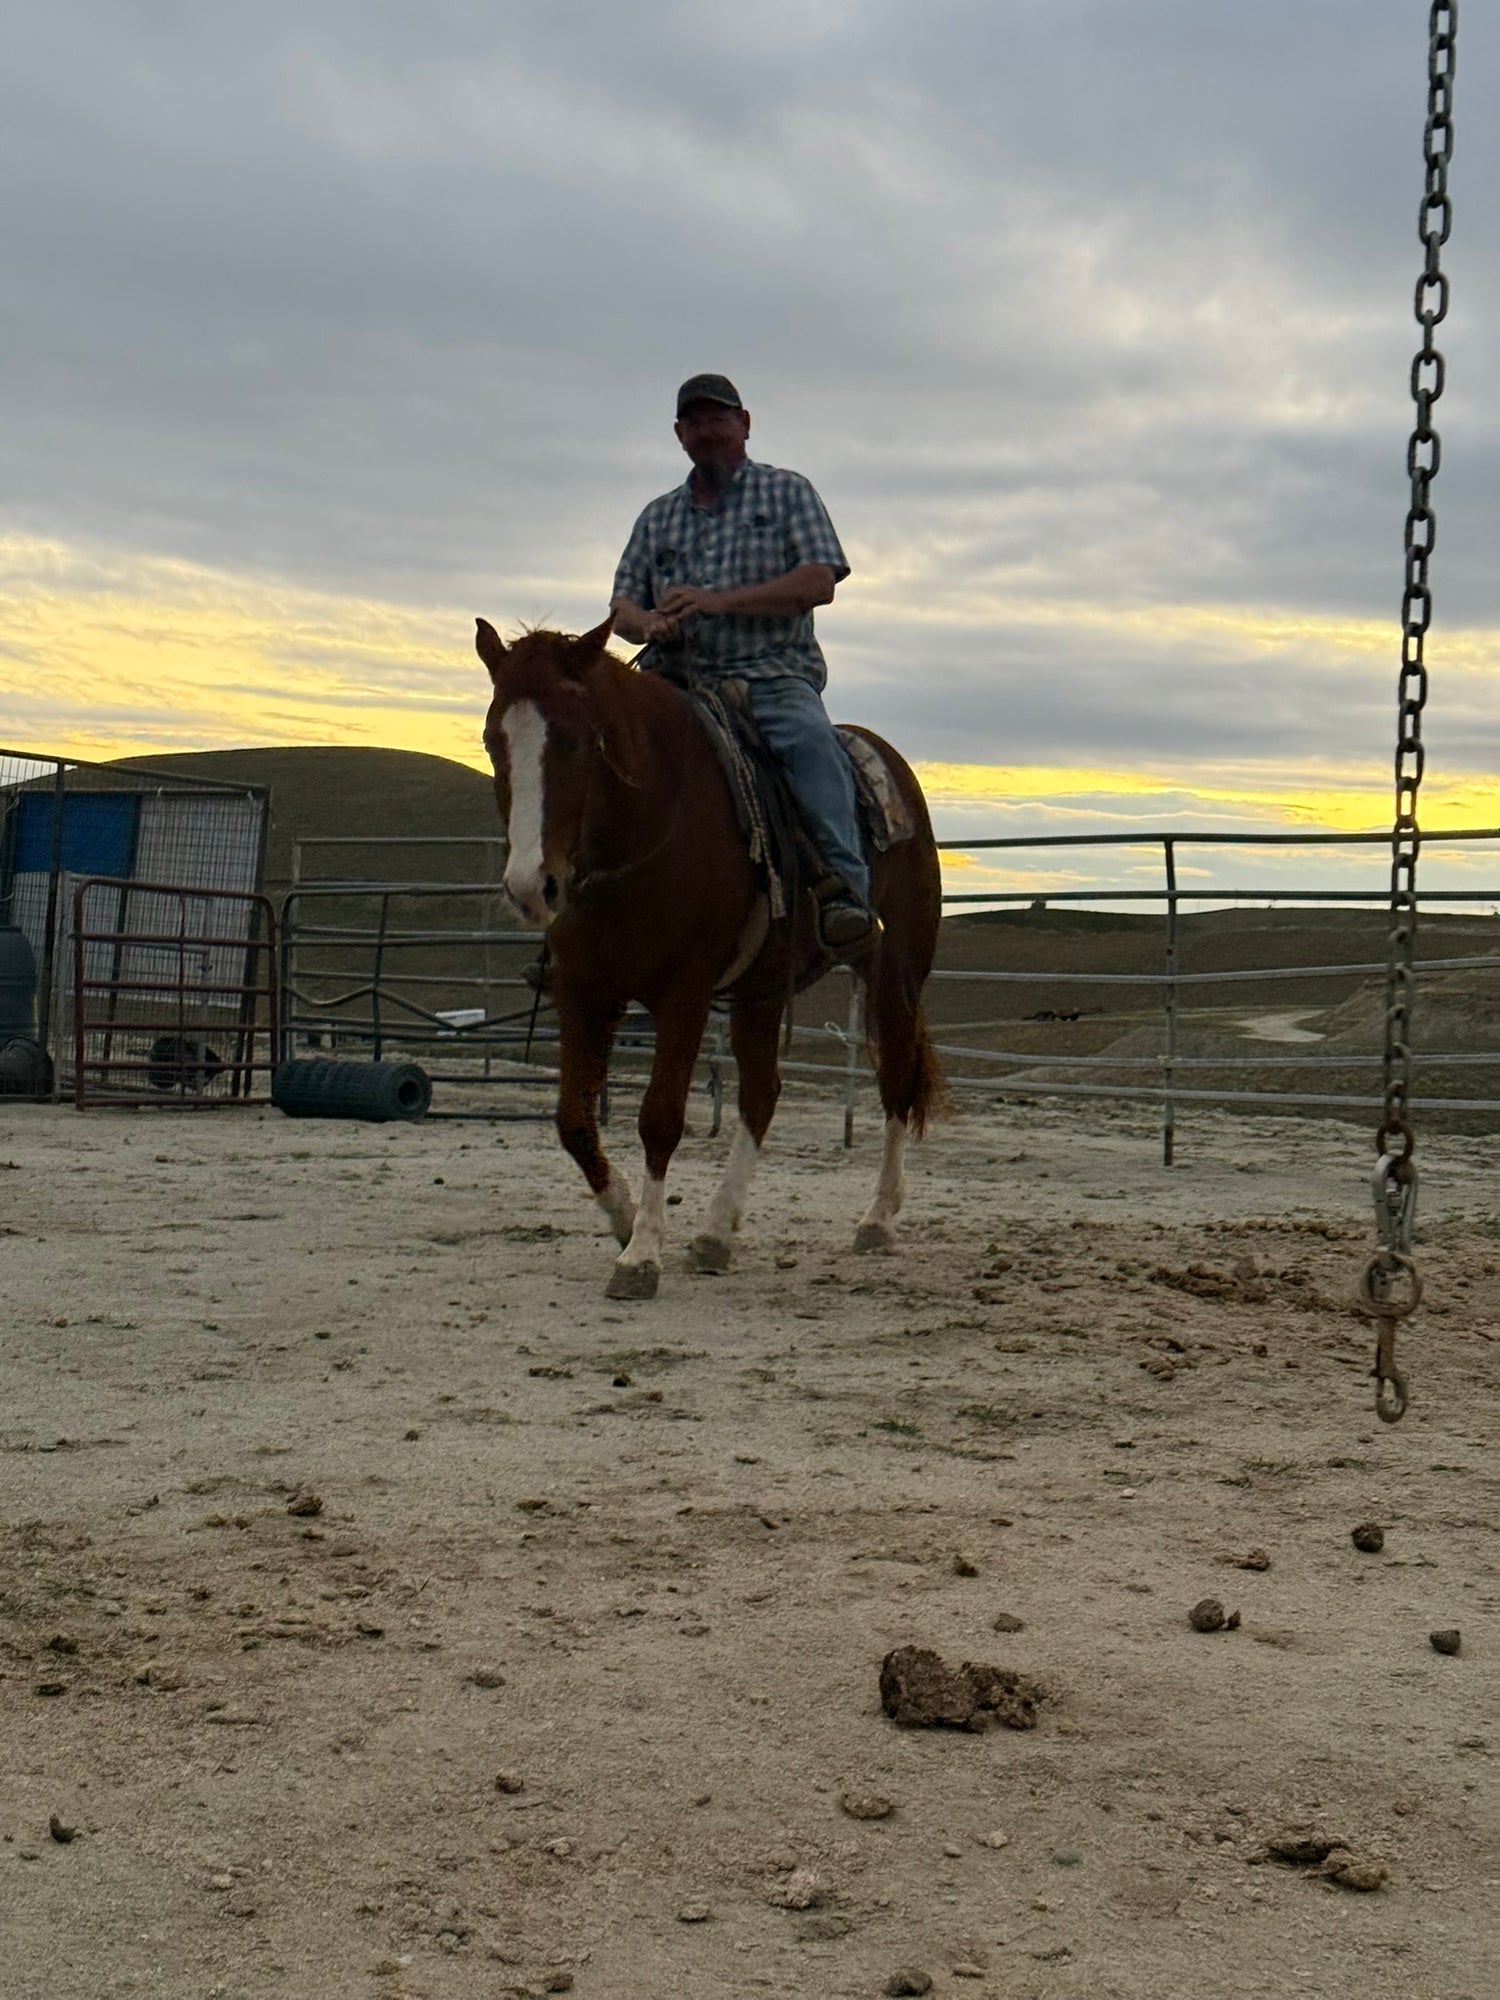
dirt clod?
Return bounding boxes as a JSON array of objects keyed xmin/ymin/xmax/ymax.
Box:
[
  {"xmin": 992, "ymin": 1611, "xmax": 1026, "ymax": 1633},
  {"xmin": 885, "ymin": 1973, "xmax": 933, "ymax": 1997},
  {"xmin": 1265, "ymin": 1833, "xmax": 1345, "ymax": 1867},
  {"xmin": 468, "ymin": 1667, "xmax": 508, "ymax": 1689},
  {"xmin": 767, "ymin": 1868, "xmax": 821, "ymax": 1909},
  {"xmin": 952, "ymin": 1553, "xmax": 979, "ymax": 1577},
  {"xmin": 1324, "ymin": 1855, "xmax": 1389, "ymax": 1892},
  {"xmin": 1350, "ymin": 1521, "xmax": 1384, "ymax": 1553},
  {"xmin": 1189, "ymin": 1598, "xmax": 1231, "ymax": 1632},
  {"xmin": 840, "ymin": 1790, "xmax": 894, "ymax": 1820},
  {"xmin": 48, "ymin": 1815, "xmax": 76, "ymax": 1844},
  {"xmin": 879, "ymin": 1646, "xmax": 1046, "ymax": 1731},
  {"xmin": 1429, "ymin": 1628, "xmax": 1462, "ymax": 1656},
  {"xmin": 1235, "ymin": 1549, "xmax": 1271, "ymax": 1571},
  {"xmin": 880, "ymin": 1646, "xmax": 979, "ymax": 1730},
  {"xmin": 286, "ymin": 1489, "xmax": 323, "ymax": 1517},
  {"xmin": 677, "ymin": 1903, "xmax": 711, "ymax": 1923},
  {"xmin": 494, "ymin": 1772, "xmax": 526, "ymax": 1794}
]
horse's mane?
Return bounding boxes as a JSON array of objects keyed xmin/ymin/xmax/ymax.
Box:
[{"xmin": 510, "ymin": 623, "xmax": 636, "ymax": 673}]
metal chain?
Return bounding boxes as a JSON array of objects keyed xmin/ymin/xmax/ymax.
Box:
[{"xmin": 1362, "ymin": 1, "xmax": 1457, "ymax": 1424}]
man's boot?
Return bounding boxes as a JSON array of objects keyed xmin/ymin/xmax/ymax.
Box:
[{"xmin": 814, "ymin": 879, "xmax": 881, "ymax": 959}]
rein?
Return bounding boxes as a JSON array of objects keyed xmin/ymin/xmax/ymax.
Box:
[{"xmin": 569, "ymin": 722, "xmax": 687, "ymax": 899}]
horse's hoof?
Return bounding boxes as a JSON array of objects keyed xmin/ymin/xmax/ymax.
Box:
[
  {"xmin": 854, "ymin": 1221, "xmax": 896, "ymax": 1254},
  {"xmin": 606, "ymin": 1260, "xmax": 660, "ymax": 1301},
  {"xmin": 686, "ymin": 1234, "xmax": 732, "ymax": 1274}
]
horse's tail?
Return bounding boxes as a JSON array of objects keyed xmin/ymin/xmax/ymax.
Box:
[
  {"xmin": 865, "ymin": 971, "xmax": 951, "ymax": 1139},
  {"xmin": 905, "ymin": 1004, "xmax": 950, "ymax": 1139},
  {"xmin": 878, "ymin": 995, "xmax": 950, "ymax": 1139}
]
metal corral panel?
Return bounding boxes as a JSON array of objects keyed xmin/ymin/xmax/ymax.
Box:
[{"xmin": 134, "ymin": 794, "xmax": 263, "ymax": 894}]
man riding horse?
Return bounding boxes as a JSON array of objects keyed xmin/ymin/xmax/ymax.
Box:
[{"xmin": 608, "ymin": 373, "xmax": 877, "ymax": 956}]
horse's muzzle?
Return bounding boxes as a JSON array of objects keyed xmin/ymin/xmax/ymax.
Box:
[{"xmin": 501, "ymin": 866, "xmax": 559, "ymax": 929}]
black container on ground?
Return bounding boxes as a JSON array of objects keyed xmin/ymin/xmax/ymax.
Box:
[{"xmin": 0, "ymin": 926, "xmax": 37, "ymax": 1042}]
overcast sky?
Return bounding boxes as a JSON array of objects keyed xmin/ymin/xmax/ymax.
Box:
[{"xmin": 2, "ymin": 1, "xmax": 1497, "ymax": 882}]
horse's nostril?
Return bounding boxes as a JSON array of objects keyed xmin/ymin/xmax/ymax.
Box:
[{"xmin": 542, "ymin": 875, "xmax": 559, "ymax": 911}]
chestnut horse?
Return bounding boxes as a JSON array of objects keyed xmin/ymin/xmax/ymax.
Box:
[{"xmin": 476, "ymin": 615, "xmax": 945, "ymax": 1299}]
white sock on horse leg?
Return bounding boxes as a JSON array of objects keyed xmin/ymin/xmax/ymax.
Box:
[
  {"xmin": 617, "ymin": 1171, "xmax": 667, "ymax": 1270},
  {"xmin": 596, "ymin": 1167, "xmax": 636, "ymax": 1246},
  {"xmin": 702, "ymin": 1120, "xmax": 761, "ymax": 1245},
  {"xmin": 856, "ymin": 1116, "xmax": 908, "ymax": 1247}
]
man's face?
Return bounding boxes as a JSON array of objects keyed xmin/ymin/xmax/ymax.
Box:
[{"xmin": 674, "ymin": 399, "xmax": 750, "ymax": 470}]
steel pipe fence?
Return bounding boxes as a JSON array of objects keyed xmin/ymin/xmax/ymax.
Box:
[{"xmin": 275, "ymin": 829, "xmax": 1500, "ymax": 1155}]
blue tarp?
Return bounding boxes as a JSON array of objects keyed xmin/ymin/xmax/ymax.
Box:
[{"xmin": 9, "ymin": 793, "xmax": 138, "ymax": 877}]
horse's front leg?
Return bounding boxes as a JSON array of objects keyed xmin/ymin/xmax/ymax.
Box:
[
  {"xmin": 688, "ymin": 993, "xmax": 784, "ymax": 1273},
  {"xmin": 554, "ymin": 996, "xmax": 634, "ymax": 1245},
  {"xmin": 606, "ymin": 994, "xmax": 713, "ymax": 1301}
]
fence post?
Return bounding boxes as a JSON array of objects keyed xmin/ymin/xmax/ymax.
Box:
[
  {"xmin": 371, "ymin": 891, "xmax": 389, "ymax": 1062},
  {"xmin": 1162, "ymin": 838, "xmax": 1178, "ymax": 1167},
  {"xmin": 843, "ymin": 972, "xmax": 862, "ymax": 1150},
  {"xmin": 35, "ymin": 759, "xmax": 67, "ymax": 1097}
]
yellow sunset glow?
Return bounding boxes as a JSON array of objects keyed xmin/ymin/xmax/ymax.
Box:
[{"xmin": 5, "ymin": 534, "xmax": 1500, "ymax": 846}]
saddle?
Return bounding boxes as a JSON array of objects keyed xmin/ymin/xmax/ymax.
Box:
[{"xmin": 672, "ymin": 674, "xmax": 914, "ymax": 923}]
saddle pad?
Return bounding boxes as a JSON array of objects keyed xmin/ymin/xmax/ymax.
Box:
[{"xmin": 836, "ymin": 727, "xmax": 916, "ymax": 851}]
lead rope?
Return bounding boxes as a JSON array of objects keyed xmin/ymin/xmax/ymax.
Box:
[{"xmin": 1359, "ymin": 1, "xmax": 1457, "ymax": 1424}]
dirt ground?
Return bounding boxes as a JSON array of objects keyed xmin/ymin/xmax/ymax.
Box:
[{"xmin": 2, "ymin": 1086, "xmax": 1496, "ymax": 2000}]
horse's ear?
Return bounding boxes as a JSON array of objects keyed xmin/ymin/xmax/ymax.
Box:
[
  {"xmin": 475, "ymin": 618, "xmax": 507, "ymax": 680},
  {"xmin": 561, "ymin": 612, "xmax": 616, "ymax": 685}
]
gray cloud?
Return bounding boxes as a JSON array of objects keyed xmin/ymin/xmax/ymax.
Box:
[{"xmin": 2, "ymin": 0, "xmax": 1496, "ymax": 775}]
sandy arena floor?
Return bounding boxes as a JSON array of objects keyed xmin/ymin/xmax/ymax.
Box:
[{"xmin": 2, "ymin": 1088, "xmax": 1496, "ymax": 2000}]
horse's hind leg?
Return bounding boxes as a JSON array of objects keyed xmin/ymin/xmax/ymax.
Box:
[
  {"xmin": 554, "ymin": 998, "xmax": 634, "ymax": 1245},
  {"xmin": 854, "ymin": 954, "xmax": 943, "ymax": 1254},
  {"xmin": 688, "ymin": 993, "xmax": 783, "ymax": 1274},
  {"xmin": 607, "ymin": 993, "xmax": 713, "ymax": 1301},
  {"xmin": 855, "ymin": 1110, "xmax": 910, "ymax": 1254}
]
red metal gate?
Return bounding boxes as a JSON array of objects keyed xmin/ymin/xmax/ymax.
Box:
[{"xmin": 72, "ymin": 877, "xmax": 279, "ymax": 1108}]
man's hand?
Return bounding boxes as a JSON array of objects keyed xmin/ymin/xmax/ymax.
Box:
[
  {"xmin": 656, "ymin": 585, "xmax": 721, "ymax": 619},
  {"xmin": 639, "ymin": 610, "xmax": 682, "ymax": 641},
  {"xmin": 611, "ymin": 595, "xmax": 680, "ymax": 644}
]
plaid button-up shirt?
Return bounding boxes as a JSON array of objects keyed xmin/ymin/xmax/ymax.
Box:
[{"xmin": 611, "ymin": 458, "xmax": 850, "ymax": 690}]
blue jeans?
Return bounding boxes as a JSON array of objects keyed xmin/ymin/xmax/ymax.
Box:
[{"xmin": 741, "ymin": 675, "xmax": 870, "ymax": 903}]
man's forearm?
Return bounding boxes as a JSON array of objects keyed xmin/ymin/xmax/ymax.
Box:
[{"xmin": 714, "ymin": 564, "xmax": 836, "ymax": 618}]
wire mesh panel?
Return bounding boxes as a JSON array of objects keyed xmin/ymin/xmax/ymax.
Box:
[{"xmin": 72, "ymin": 878, "xmax": 279, "ymax": 1109}]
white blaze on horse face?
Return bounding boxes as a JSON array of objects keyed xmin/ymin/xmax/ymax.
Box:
[{"xmin": 500, "ymin": 701, "xmax": 552, "ymax": 927}]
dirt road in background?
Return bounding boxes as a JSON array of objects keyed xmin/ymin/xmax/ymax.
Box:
[{"xmin": 3, "ymin": 1094, "xmax": 1495, "ymax": 2000}]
